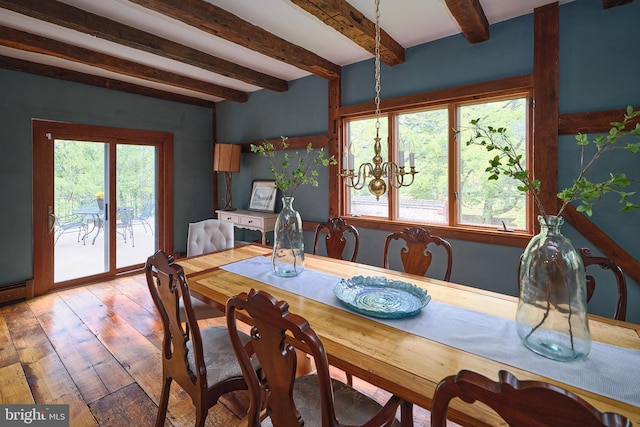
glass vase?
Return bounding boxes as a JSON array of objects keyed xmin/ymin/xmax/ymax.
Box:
[
  {"xmin": 515, "ymin": 215, "xmax": 591, "ymax": 361},
  {"xmin": 272, "ymin": 196, "xmax": 305, "ymax": 277}
]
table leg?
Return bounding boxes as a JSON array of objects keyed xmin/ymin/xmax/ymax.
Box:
[{"xmin": 91, "ymin": 216, "xmax": 103, "ymax": 245}]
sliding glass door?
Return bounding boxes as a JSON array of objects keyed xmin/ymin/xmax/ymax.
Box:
[
  {"xmin": 53, "ymin": 139, "xmax": 109, "ymax": 282},
  {"xmin": 33, "ymin": 121, "xmax": 173, "ymax": 294}
]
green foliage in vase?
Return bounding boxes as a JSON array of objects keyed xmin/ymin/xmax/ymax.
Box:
[
  {"xmin": 251, "ymin": 136, "xmax": 337, "ymax": 198},
  {"xmin": 461, "ymin": 105, "xmax": 640, "ymax": 219}
]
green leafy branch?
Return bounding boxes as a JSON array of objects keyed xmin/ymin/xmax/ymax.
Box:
[
  {"xmin": 250, "ymin": 136, "xmax": 336, "ymax": 198},
  {"xmin": 461, "ymin": 105, "xmax": 640, "ymax": 221}
]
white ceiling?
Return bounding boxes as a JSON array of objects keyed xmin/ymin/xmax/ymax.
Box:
[{"xmin": 0, "ymin": 0, "xmax": 572, "ymax": 102}]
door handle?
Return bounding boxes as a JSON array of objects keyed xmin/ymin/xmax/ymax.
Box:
[{"xmin": 47, "ymin": 206, "xmax": 55, "ymax": 234}]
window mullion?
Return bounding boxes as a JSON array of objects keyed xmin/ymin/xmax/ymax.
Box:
[
  {"xmin": 388, "ymin": 112, "xmax": 397, "ymax": 220},
  {"xmin": 448, "ymin": 105, "xmax": 457, "ymax": 227}
]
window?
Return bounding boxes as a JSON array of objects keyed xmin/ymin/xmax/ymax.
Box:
[{"xmin": 342, "ymin": 92, "xmax": 531, "ymax": 235}]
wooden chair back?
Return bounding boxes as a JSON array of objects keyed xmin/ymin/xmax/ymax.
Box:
[
  {"xmin": 226, "ymin": 289, "xmax": 406, "ymax": 427},
  {"xmin": 580, "ymin": 248, "xmax": 627, "ymax": 321},
  {"xmin": 313, "ymin": 218, "xmax": 360, "ymax": 262},
  {"xmin": 227, "ymin": 289, "xmax": 336, "ymax": 426},
  {"xmin": 431, "ymin": 370, "xmax": 630, "ymax": 427},
  {"xmin": 145, "ymin": 250, "xmax": 246, "ymax": 427},
  {"xmin": 383, "ymin": 226, "xmax": 452, "ymax": 281},
  {"xmin": 145, "ymin": 251, "xmax": 207, "ymax": 418}
]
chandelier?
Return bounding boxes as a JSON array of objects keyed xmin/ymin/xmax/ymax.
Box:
[{"xmin": 340, "ymin": 0, "xmax": 418, "ymax": 200}]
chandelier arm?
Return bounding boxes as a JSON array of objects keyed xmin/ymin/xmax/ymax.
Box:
[
  {"xmin": 387, "ymin": 162, "xmax": 403, "ymax": 188},
  {"xmin": 343, "ymin": 162, "xmax": 375, "ymax": 190}
]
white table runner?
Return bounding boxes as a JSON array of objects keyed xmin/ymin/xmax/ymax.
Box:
[{"xmin": 221, "ymin": 256, "xmax": 640, "ymax": 407}]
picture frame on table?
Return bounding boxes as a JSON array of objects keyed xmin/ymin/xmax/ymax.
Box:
[{"xmin": 248, "ymin": 180, "xmax": 277, "ymax": 213}]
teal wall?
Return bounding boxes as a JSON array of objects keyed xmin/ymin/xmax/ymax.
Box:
[
  {"xmin": 216, "ymin": 0, "xmax": 640, "ymax": 323},
  {"xmin": 0, "ymin": 70, "xmax": 214, "ymax": 284},
  {"xmin": 216, "ymin": 75, "xmax": 330, "ymax": 223}
]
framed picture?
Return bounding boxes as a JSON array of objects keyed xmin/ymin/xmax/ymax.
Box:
[{"xmin": 248, "ymin": 180, "xmax": 277, "ymax": 212}]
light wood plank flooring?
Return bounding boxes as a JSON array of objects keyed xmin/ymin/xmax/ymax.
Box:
[{"xmin": 0, "ymin": 273, "xmax": 434, "ymax": 426}]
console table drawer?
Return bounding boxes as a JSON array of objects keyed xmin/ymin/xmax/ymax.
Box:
[
  {"xmin": 239, "ymin": 216, "xmax": 263, "ymax": 227},
  {"xmin": 218, "ymin": 212, "xmax": 239, "ymax": 223}
]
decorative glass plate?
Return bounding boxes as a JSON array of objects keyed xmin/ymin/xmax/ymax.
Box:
[{"xmin": 333, "ymin": 276, "xmax": 431, "ymax": 319}]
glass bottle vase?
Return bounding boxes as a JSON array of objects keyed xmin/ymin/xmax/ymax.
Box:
[
  {"xmin": 271, "ymin": 196, "xmax": 305, "ymax": 277},
  {"xmin": 515, "ymin": 215, "xmax": 591, "ymax": 361}
]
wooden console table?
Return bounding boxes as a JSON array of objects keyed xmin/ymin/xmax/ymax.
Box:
[{"xmin": 215, "ymin": 209, "xmax": 278, "ymax": 245}]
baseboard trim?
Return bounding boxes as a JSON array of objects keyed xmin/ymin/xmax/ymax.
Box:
[{"xmin": 0, "ymin": 280, "xmax": 34, "ymax": 306}]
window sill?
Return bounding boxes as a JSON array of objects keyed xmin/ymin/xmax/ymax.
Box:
[{"xmin": 335, "ymin": 217, "xmax": 533, "ymax": 248}]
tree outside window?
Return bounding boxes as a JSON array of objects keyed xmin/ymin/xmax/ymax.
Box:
[{"xmin": 343, "ymin": 94, "xmax": 530, "ymax": 232}]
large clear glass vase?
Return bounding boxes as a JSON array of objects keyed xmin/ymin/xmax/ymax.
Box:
[
  {"xmin": 515, "ymin": 215, "xmax": 591, "ymax": 361},
  {"xmin": 272, "ymin": 196, "xmax": 305, "ymax": 277}
]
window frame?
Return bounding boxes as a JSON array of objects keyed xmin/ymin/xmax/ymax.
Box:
[{"xmin": 336, "ymin": 77, "xmax": 536, "ymax": 247}]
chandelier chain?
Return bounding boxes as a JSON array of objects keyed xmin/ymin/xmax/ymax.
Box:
[
  {"xmin": 374, "ymin": 0, "xmax": 381, "ymax": 133},
  {"xmin": 339, "ymin": 0, "xmax": 418, "ymax": 200}
]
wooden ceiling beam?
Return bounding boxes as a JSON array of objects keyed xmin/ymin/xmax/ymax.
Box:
[
  {"xmin": 289, "ymin": 0, "xmax": 405, "ymax": 66},
  {"xmin": 0, "ymin": 55, "xmax": 216, "ymax": 108},
  {"xmin": 0, "ymin": 25, "xmax": 248, "ymax": 102},
  {"xmin": 444, "ymin": 0, "xmax": 490, "ymax": 43},
  {"xmin": 127, "ymin": 0, "xmax": 341, "ymax": 80},
  {"xmin": 602, "ymin": 0, "xmax": 634, "ymax": 9},
  {"xmin": 0, "ymin": 0, "xmax": 287, "ymax": 93}
]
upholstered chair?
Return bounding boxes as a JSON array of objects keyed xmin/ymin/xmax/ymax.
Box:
[{"xmin": 187, "ymin": 218, "xmax": 235, "ymax": 257}]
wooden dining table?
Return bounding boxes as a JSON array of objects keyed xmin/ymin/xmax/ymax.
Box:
[{"xmin": 180, "ymin": 243, "xmax": 640, "ymax": 426}]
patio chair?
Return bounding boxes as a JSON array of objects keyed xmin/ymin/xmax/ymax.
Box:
[
  {"xmin": 116, "ymin": 208, "xmax": 135, "ymax": 246},
  {"xmin": 132, "ymin": 201, "xmax": 154, "ymax": 234},
  {"xmin": 53, "ymin": 214, "xmax": 88, "ymax": 246}
]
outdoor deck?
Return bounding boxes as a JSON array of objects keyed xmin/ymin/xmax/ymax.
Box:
[{"xmin": 54, "ymin": 219, "xmax": 157, "ymax": 283}]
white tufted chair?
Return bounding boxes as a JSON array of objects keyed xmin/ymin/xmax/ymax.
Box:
[
  {"xmin": 183, "ymin": 219, "xmax": 235, "ymax": 320},
  {"xmin": 187, "ymin": 219, "xmax": 235, "ymax": 257}
]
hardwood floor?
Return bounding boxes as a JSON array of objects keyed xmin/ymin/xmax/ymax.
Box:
[{"xmin": 0, "ymin": 273, "xmax": 435, "ymax": 426}]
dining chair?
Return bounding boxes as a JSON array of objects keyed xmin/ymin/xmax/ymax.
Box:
[
  {"xmin": 226, "ymin": 288, "xmax": 413, "ymax": 427},
  {"xmin": 431, "ymin": 369, "xmax": 630, "ymax": 427},
  {"xmin": 313, "ymin": 217, "xmax": 360, "ymax": 262},
  {"xmin": 312, "ymin": 218, "xmax": 361, "ymax": 386},
  {"xmin": 383, "ymin": 226, "xmax": 453, "ymax": 281},
  {"xmin": 185, "ymin": 218, "xmax": 236, "ymax": 319},
  {"xmin": 580, "ymin": 247, "xmax": 628, "ymax": 321},
  {"xmin": 145, "ymin": 250, "xmax": 257, "ymax": 427},
  {"xmin": 517, "ymin": 247, "xmax": 628, "ymax": 322},
  {"xmin": 187, "ymin": 218, "xmax": 235, "ymax": 257}
]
